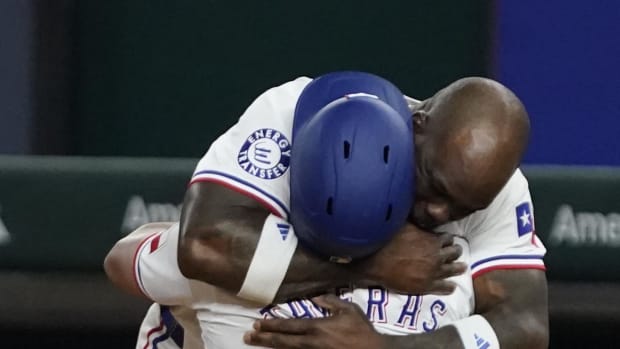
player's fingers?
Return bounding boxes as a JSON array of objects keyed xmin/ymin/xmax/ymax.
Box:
[
  {"xmin": 440, "ymin": 243, "xmax": 463, "ymax": 263},
  {"xmin": 311, "ymin": 294, "xmax": 351, "ymax": 312},
  {"xmin": 254, "ymin": 318, "xmax": 313, "ymax": 334},
  {"xmin": 439, "ymin": 261, "xmax": 468, "ymax": 278},
  {"xmin": 244, "ymin": 331, "xmax": 308, "ymax": 349},
  {"xmin": 438, "ymin": 232, "xmax": 455, "ymax": 247}
]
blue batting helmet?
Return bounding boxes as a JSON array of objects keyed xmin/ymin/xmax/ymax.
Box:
[{"xmin": 290, "ymin": 71, "xmax": 415, "ymax": 262}]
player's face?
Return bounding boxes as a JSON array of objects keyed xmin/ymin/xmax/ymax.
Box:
[
  {"xmin": 408, "ymin": 120, "xmax": 492, "ymax": 229},
  {"xmin": 408, "ymin": 100, "xmax": 488, "ymax": 229},
  {"xmin": 409, "ymin": 151, "xmax": 486, "ymax": 229},
  {"xmin": 407, "ymin": 91, "xmax": 516, "ymax": 230}
]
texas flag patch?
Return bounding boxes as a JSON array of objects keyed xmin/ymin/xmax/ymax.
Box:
[{"xmin": 515, "ymin": 202, "xmax": 534, "ymax": 237}]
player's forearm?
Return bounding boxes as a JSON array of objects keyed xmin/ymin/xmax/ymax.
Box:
[
  {"xmin": 178, "ymin": 182, "xmax": 367, "ymax": 301},
  {"xmin": 178, "ymin": 218, "xmax": 255, "ymax": 291},
  {"xmin": 274, "ymin": 245, "xmax": 358, "ymax": 302},
  {"xmin": 384, "ymin": 271, "xmax": 549, "ymax": 349},
  {"xmin": 178, "ymin": 216, "xmax": 356, "ymax": 300},
  {"xmin": 473, "ymin": 270, "xmax": 549, "ymax": 349},
  {"xmin": 384, "ymin": 309, "xmax": 547, "ymax": 349},
  {"xmin": 482, "ymin": 308, "xmax": 549, "ymax": 349}
]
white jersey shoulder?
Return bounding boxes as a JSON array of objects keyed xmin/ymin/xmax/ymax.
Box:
[
  {"xmin": 191, "ymin": 76, "xmax": 312, "ymax": 219},
  {"xmin": 438, "ymin": 168, "xmax": 547, "ymax": 278}
]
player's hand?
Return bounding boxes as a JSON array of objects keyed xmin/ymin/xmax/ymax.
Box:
[
  {"xmin": 358, "ymin": 223, "xmax": 467, "ymax": 294},
  {"xmin": 244, "ymin": 294, "xmax": 388, "ymax": 349}
]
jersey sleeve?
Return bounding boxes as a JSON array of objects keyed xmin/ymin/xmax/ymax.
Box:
[
  {"xmin": 464, "ymin": 169, "xmax": 547, "ymax": 278},
  {"xmin": 133, "ymin": 223, "xmax": 193, "ymax": 305},
  {"xmin": 190, "ymin": 77, "xmax": 312, "ymax": 219}
]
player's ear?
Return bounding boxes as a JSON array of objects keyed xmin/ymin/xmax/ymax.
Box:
[{"xmin": 412, "ymin": 111, "xmax": 428, "ymax": 135}]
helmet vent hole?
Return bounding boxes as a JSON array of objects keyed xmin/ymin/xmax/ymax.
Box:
[
  {"xmin": 383, "ymin": 146, "xmax": 390, "ymax": 163},
  {"xmin": 326, "ymin": 197, "xmax": 334, "ymax": 215},
  {"xmin": 385, "ymin": 204, "xmax": 392, "ymax": 221},
  {"xmin": 344, "ymin": 141, "xmax": 351, "ymax": 159}
]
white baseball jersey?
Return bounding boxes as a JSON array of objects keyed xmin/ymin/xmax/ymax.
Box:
[
  {"xmin": 135, "ymin": 303, "xmax": 203, "ymax": 349},
  {"xmin": 136, "ymin": 303, "xmax": 179, "ymax": 349},
  {"xmin": 134, "ymin": 76, "xmax": 547, "ymax": 347}
]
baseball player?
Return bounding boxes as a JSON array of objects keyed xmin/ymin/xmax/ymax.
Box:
[
  {"xmin": 240, "ymin": 76, "xmax": 548, "ymax": 348},
  {"xmin": 107, "ymin": 72, "xmax": 548, "ymax": 349},
  {"xmin": 107, "ymin": 71, "xmax": 467, "ymax": 347}
]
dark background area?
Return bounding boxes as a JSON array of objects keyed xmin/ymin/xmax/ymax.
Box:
[{"xmin": 3, "ymin": 0, "xmax": 493, "ymax": 157}]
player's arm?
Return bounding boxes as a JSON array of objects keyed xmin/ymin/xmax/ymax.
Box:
[
  {"xmin": 177, "ymin": 181, "xmax": 464, "ymax": 304},
  {"xmin": 473, "ymin": 269, "xmax": 548, "ymax": 347},
  {"xmin": 177, "ymin": 181, "xmax": 355, "ymax": 302},
  {"xmin": 106, "ymin": 221, "xmax": 197, "ymax": 306},
  {"xmin": 178, "ymin": 182, "xmax": 360, "ymax": 303},
  {"xmin": 385, "ymin": 269, "xmax": 548, "ymax": 349},
  {"xmin": 103, "ymin": 222, "xmax": 175, "ymax": 298}
]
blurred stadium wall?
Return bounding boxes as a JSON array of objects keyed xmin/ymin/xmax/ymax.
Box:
[{"xmin": 496, "ymin": 0, "xmax": 620, "ymax": 166}]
